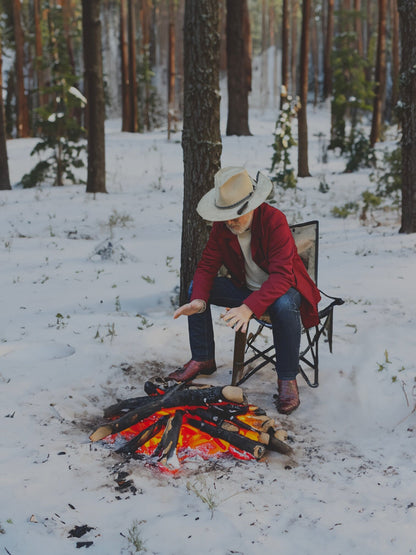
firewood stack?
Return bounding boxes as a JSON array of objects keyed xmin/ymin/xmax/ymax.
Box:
[{"xmin": 90, "ymin": 380, "xmax": 292, "ymax": 471}]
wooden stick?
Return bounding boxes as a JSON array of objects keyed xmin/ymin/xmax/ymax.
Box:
[
  {"xmin": 90, "ymin": 385, "xmax": 246, "ymax": 442},
  {"xmin": 268, "ymin": 434, "xmax": 293, "ymax": 456},
  {"xmin": 90, "ymin": 383, "xmax": 184, "ymax": 442},
  {"xmin": 188, "ymin": 408, "xmax": 291, "ymax": 454},
  {"xmin": 104, "ymin": 395, "xmax": 153, "ymax": 418},
  {"xmin": 187, "ymin": 418, "xmax": 266, "ymax": 460},
  {"xmin": 116, "ymin": 415, "xmax": 169, "ymax": 455},
  {"xmin": 153, "ymin": 410, "xmax": 184, "ymax": 467}
]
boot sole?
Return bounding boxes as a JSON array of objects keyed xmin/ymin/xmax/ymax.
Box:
[{"xmin": 277, "ymin": 402, "xmax": 300, "ymax": 415}]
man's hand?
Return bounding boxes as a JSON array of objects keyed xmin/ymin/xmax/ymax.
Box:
[
  {"xmin": 221, "ymin": 304, "xmax": 253, "ymax": 333},
  {"xmin": 173, "ymin": 299, "xmax": 205, "ymax": 319}
]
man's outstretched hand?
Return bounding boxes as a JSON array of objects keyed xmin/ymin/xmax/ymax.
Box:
[
  {"xmin": 221, "ymin": 304, "xmax": 253, "ymax": 334},
  {"xmin": 173, "ymin": 299, "xmax": 205, "ymax": 319}
]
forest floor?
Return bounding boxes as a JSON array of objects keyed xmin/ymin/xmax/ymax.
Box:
[{"xmin": 0, "ymin": 103, "xmax": 415, "ymax": 554}]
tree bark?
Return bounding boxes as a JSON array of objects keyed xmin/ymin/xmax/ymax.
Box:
[
  {"xmin": 370, "ymin": 0, "xmax": 387, "ymax": 146},
  {"xmin": 269, "ymin": 2, "xmax": 278, "ymax": 106},
  {"xmin": 298, "ymin": 0, "xmax": 311, "ymax": 177},
  {"xmin": 226, "ymin": 0, "xmax": 252, "ymax": 135},
  {"xmin": 167, "ymin": 0, "xmax": 176, "ymax": 140},
  {"xmin": 62, "ymin": 0, "xmax": 76, "ymax": 74},
  {"xmin": 0, "ymin": 38, "xmax": 11, "ymax": 190},
  {"xmin": 180, "ymin": 0, "xmax": 222, "ymax": 304},
  {"xmin": 128, "ymin": 0, "xmax": 138, "ymax": 132},
  {"xmin": 311, "ymin": 4, "xmax": 319, "ymax": 106},
  {"xmin": 398, "ymin": 0, "xmax": 416, "ymax": 233},
  {"xmin": 291, "ymin": 0, "xmax": 299, "ymax": 95},
  {"xmin": 34, "ymin": 0, "xmax": 47, "ymax": 109},
  {"xmin": 260, "ymin": 0, "xmax": 269, "ymax": 108},
  {"xmin": 140, "ymin": 0, "xmax": 151, "ymax": 131},
  {"xmin": 323, "ymin": 0, "xmax": 334, "ymax": 99},
  {"xmin": 120, "ymin": 0, "xmax": 131, "ymax": 131},
  {"xmin": 391, "ymin": 0, "xmax": 400, "ymax": 112},
  {"xmin": 281, "ymin": 0, "xmax": 290, "ymax": 106},
  {"xmin": 354, "ymin": 0, "xmax": 363, "ymax": 57},
  {"xmin": 82, "ymin": 0, "xmax": 107, "ymax": 194},
  {"xmin": 12, "ymin": 0, "xmax": 30, "ymax": 138}
]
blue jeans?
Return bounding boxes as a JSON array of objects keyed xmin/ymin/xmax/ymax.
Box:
[{"xmin": 188, "ymin": 277, "xmax": 301, "ymax": 380}]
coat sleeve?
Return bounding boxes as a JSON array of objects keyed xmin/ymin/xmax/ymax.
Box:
[{"xmin": 190, "ymin": 225, "xmax": 224, "ymax": 303}]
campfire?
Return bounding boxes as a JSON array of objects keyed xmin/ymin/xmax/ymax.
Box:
[{"xmin": 90, "ymin": 380, "xmax": 292, "ymax": 471}]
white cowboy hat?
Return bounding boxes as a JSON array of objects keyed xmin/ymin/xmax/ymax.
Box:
[{"xmin": 196, "ymin": 166, "xmax": 273, "ymax": 222}]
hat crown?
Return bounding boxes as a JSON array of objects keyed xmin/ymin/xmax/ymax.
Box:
[
  {"xmin": 196, "ymin": 166, "xmax": 272, "ymax": 222},
  {"xmin": 214, "ymin": 167, "xmax": 253, "ymax": 209}
]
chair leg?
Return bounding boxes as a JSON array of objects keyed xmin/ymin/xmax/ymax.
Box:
[{"xmin": 231, "ymin": 330, "xmax": 247, "ymax": 386}]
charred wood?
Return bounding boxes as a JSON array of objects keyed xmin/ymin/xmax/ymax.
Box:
[
  {"xmin": 116, "ymin": 415, "xmax": 170, "ymax": 454},
  {"xmin": 187, "ymin": 418, "xmax": 266, "ymax": 460},
  {"xmin": 93, "ymin": 385, "xmax": 246, "ymax": 441},
  {"xmin": 152, "ymin": 410, "xmax": 184, "ymax": 467}
]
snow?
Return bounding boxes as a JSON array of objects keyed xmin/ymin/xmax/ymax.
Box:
[{"xmin": 0, "ymin": 100, "xmax": 415, "ymax": 555}]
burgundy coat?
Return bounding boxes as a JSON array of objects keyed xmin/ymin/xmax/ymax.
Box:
[{"xmin": 191, "ymin": 203, "xmax": 321, "ymax": 329}]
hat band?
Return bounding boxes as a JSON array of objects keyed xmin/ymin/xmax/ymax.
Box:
[{"xmin": 214, "ymin": 190, "xmax": 253, "ymax": 211}]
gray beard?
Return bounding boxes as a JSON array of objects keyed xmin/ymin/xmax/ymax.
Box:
[{"xmin": 226, "ymin": 223, "xmax": 251, "ymax": 235}]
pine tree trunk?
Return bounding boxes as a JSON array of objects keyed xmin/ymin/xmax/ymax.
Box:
[
  {"xmin": 120, "ymin": 0, "xmax": 131, "ymax": 131},
  {"xmin": 167, "ymin": 0, "xmax": 176, "ymax": 140},
  {"xmin": 140, "ymin": 0, "xmax": 151, "ymax": 131},
  {"xmin": 226, "ymin": 0, "xmax": 252, "ymax": 135},
  {"xmin": 128, "ymin": 0, "xmax": 138, "ymax": 132},
  {"xmin": 0, "ymin": 39, "xmax": 11, "ymax": 191},
  {"xmin": 323, "ymin": 0, "xmax": 334, "ymax": 99},
  {"xmin": 260, "ymin": 0, "xmax": 269, "ymax": 109},
  {"xmin": 12, "ymin": 0, "xmax": 30, "ymax": 138},
  {"xmin": 311, "ymin": 5, "xmax": 319, "ymax": 106},
  {"xmin": 219, "ymin": 0, "xmax": 227, "ymax": 72},
  {"xmin": 365, "ymin": 0, "xmax": 375, "ymax": 81},
  {"xmin": 180, "ymin": 0, "xmax": 222, "ymax": 304},
  {"xmin": 354, "ymin": 0, "xmax": 363, "ymax": 57},
  {"xmin": 269, "ymin": 3, "xmax": 278, "ymax": 106},
  {"xmin": 82, "ymin": 0, "xmax": 107, "ymax": 194},
  {"xmin": 62, "ymin": 0, "xmax": 76, "ymax": 73},
  {"xmin": 298, "ymin": 0, "xmax": 311, "ymax": 177},
  {"xmin": 290, "ymin": 0, "xmax": 299, "ymax": 95},
  {"xmin": 370, "ymin": 0, "xmax": 387, "ymax": 146},
  {"xmin": 391, "ymin": 0, "xmax": 400, "ymax": 112},
  {"xmin": 175, "ymin": 0, "xmax": 185, "ymax": 119},
  {"xmin": 34, "ymin": 0, "xmax": 47, "ymax": 109},
  {"xmin": 281, "ymin": 0, "xmax": 290, "ymax": 106},
  {"xmin": 398, "ymin": 0, "xmax": 416, "ymax": 233}
]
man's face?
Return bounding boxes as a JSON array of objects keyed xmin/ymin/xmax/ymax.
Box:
[{"xmin": 225, "ymin": 211, "xmax": 253, "ymax": 235}]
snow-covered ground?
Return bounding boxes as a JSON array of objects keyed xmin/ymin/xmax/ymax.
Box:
[{"xmin": 1, "ymin": 100, "xmax": 415, "ymax": 555}]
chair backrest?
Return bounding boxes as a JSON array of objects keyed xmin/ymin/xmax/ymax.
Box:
[{"xmin": 290, "ymin": 220, "xmax": 319, "ymax": 285}]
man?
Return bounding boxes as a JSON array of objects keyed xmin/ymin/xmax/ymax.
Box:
[{"xmin": 169, "ymin": 167, "xmax": 321, "ymax": 414}]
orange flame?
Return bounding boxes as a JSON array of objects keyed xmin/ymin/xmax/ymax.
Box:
[{"xmin": 104, "ymin": 405, "xmax": 269, "ymax": 471}]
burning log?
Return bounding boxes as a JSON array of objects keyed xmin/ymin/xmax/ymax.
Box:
[
  {"xmin": 91, "ymin": 381, "xmax": 292, "ymax": 470},
  {"xmin": 186, "ymin": 418, "xmax": 266, "ymax": 460},
  {"xmin": 116, "ymin": 414, "xmax": 169, "ymax": 455},
  {"xmin": 152, "ymin": 410, "xmax": 184, "ymax": 467},
  {"xmin": 103, "ymin": 384, "xmax": 245, "ymax": 418},
  {"xmin": 187, "ymin": 407, "xmax": 292, "ymax": 456},
  {"xmin": 90, "ymin": 385, "xmax": 245, "ymax": 442}
]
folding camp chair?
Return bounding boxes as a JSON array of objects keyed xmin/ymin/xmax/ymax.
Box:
[{"xmin": 231, "ymin": 220, "xmax": 344, "ymax": 388}]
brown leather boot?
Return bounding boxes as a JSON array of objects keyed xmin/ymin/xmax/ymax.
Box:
[
  {"xmin": 277, "ymin": 379, "xmax": 300, "ymax": 414},
  {"xmin": 167, "ymin": 359, "xmax": 217, "ymax": 382}
]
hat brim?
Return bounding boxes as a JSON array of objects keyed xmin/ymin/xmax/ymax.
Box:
[{"xmin": 196, "ymin": 172, "xmax": 273, "ymax": 222}]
